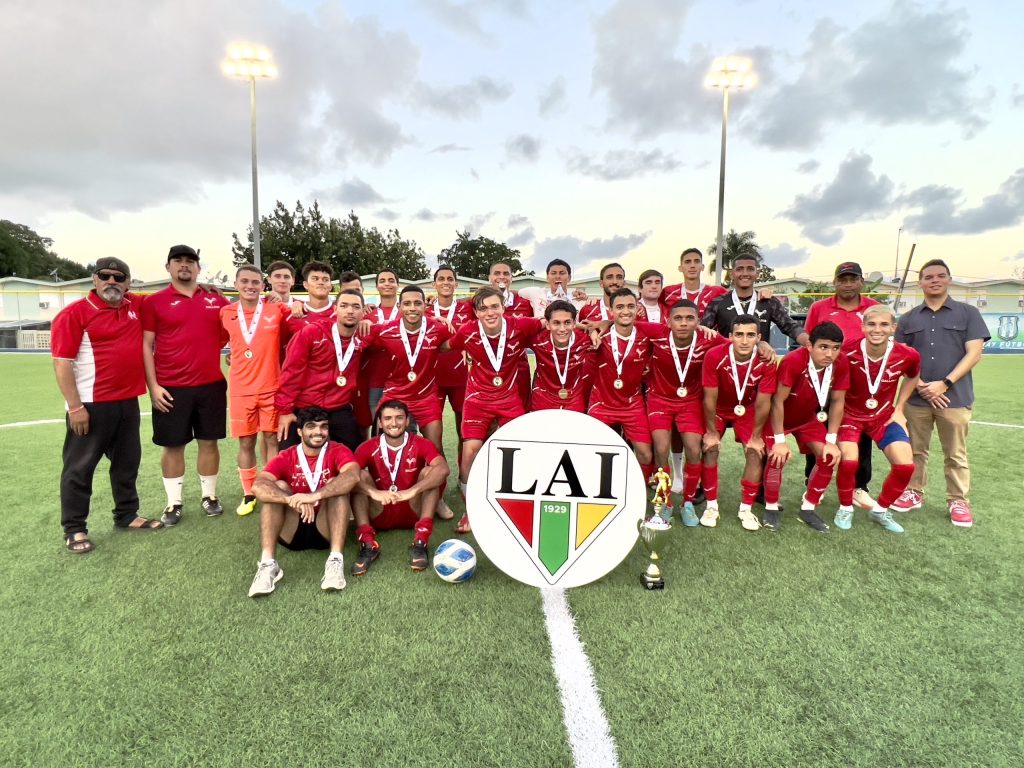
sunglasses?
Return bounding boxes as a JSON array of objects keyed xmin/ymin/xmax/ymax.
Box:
[{"xmin": 96, "ymin": 272, "xmax": 128, "ymax": 283}]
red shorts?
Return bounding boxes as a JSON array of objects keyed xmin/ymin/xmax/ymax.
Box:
[
  {"xmin": 229, "ymin": 391, "xmax": 277, "ymax": 438},
  {"xmin": 370, "ymin": 500, "xmax": 418, "ymax": 530},
  {"xmin": 764, "ymin": 419, "xmax": 827, "ymax": 454},
  {"xmin": 530, "ymin": 388, "xmax": 585, "ymax": 413},
  {"xmin": 436, "ymin": 385, "xmax": 466, "ymax": 415},
  {"xmin": 647, "ymin": 394, "xmax": 704, "ymax": 435},
  {"xmin": 462, "ymin": 394, "xmax": 525, "ymax": 441},
  {"xmin": 385, "ymin": 387, "xmax": 442, "ymax": 428},
  {"xmin": 588, "ymin": 401, "xmax": 651, "ymax": 445},
  {"xmin": 713, "ymin": 411, "xmax": 755, "ymax": 444},
  {"xmin": 838, "ymin": 417, "xmax": 887, "ymax": 445}
]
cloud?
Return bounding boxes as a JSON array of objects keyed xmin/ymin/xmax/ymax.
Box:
[
  {"xmin": 422, "ymin": 0, "xmax": 528, "ymax": 41},
  {"xmin": 762, "ymin": 242, "xmax": 811, "ymax": 269},
  {"xmin": 322, "ymin": 178, "xmax": 391, "ymax": 205},
  {"xmin": 796, "ymin": 159, "xmax": 819, "ymax": 174},
  {"xmin": 565, "ymin": 148, "xmax": 681, "ymax": 181},
  {"xmin": 462, "ymin": 211, "xmax": 495, "ymax": 235},
  {"xmin": 1003, "ymin": 250, "xmax": 1024, "ymax": 263},
  {"xmin": 375, "ymin": 208, "xmax": 401, "ymax": 222},
  {"xmin": 505, "ymin": 134, "xmax": 541, "ymax": 163},
  {"xmin": 507, "ymin": 214, "xmax": 530, "ymax": 228},
  {"xmin": 0, "ymin": 0, "xmax": 419, "ymax": 217},
  {"xmin": 900, "ymin": 169, "xmax": 1024, "ymax": 235},
  {"xmin": 508, "ymin": 227, "xmax": 536, "ymax": 247},
  {"xmin": 413, "ymin": 208, "xmax": 457, "ymax": 222},
  {"xmin": 780, "ymin": 153, "xmax": 894, "ymax": 245},
  {"xmin": 530, "ymin": 232, "xmax": 651, "ymax": 273},
  {"xmin": 469, "ymin": 168, "xmax": 480, "ymax": 181},
  {"xmin": 1012, "ymin": 83, "xmax": 1024, "ymax": 109},
  {"xmin": 538, "ymin": 77, "xmax": 567, "ymax": 116},
  {"xmin": 413, "ymin": 76, "xmax": 513, "ymax": 119},
  {"xmin": 428, "ymin": 143, "xmax": 471, "ymax": 154}
]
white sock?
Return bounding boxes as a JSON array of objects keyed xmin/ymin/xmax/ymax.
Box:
[
  {"xmin": 705, "ymin": 500, "xmax": 719, "ymax": 511},
  {"xmin": 870, "ymin": 504, "xmax": 886, "ymax": 514},
  {"xmin": 260, "ymin": 553, "xmax": 276, "ymax": 564},
  {"xmin": 739, "ymin": 503, "xmax": 752, "ymax": 514},
  {"xmin": 765, "ymin": 503, "xmax": 779, "ymax": 511},
  {"xmin": 459, "ymin": 481, "xmax": 467, "ymax": 497},
  {"xmin": 839, "ymin": 504, "xmax": 853, "ymax": 513},
  {"xmin": 199, "ymin": 474, "xmax": 219, "ymax": 499},
  {"xmin": 328, "ymin": 551, "xmax": 344, "ymax": 561},
  {"xmin": 669, "ymin": 452, "xmax": 684, "ymax": 490},
  {"xmin": 163, "ymin": 476, "xmax": 184, "ymax": 506},
  {"xmin": 801, "ymin": 496, "xmax": 815, "ymax": 511}
]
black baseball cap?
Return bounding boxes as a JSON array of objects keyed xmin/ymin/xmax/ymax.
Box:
[
  {"xmin": 167, "ymin": 244, "xmax": 200, "ymax": 263},
  {"xmin": 834, "ymin": 262, "xmax": 863, "ymax": 279},
  {"xmin": 93, "ymin": 257, "xmax": 131, "ymax": 279}
]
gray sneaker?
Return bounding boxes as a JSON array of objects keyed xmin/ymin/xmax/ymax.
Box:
[
  {"xmin": 248, "ymin": 560, "xmax": 283, "ymax": 597},
  {"xmin": 202, "ymin": 496, "xmax": 223, "ymax": 517},
  {"xmin": 321, "ymin": 556, "xmax": 347, "ymax": 592},
  {"xmin": 160, "ymin": 504, "xmax": 183, "ymax": 526}
]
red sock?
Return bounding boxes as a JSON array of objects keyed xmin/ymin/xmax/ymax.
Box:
[
  {"xmin": 238, "ymin": 465, "xmax": 257, "ymax": 496},
  {"xmin": 702, "ymin": 464, "xmax": 719, "ymax": 501},
  {"xmin": 877, "ymin": 463, "xmax": 915, "ymax": 509},
  {"xmin": 640, "ymin": 462, "xmax": 655, "ymax": 486},
  {"xmin": 837, "ymin": 460, "xmax": 858, "ymax": 507},
  {"xmin": 741, "ymin": 479, "xmax": 760, "ymax": 506},
  {"xmin": 356, "ymin": 523, "xmax": 378, "ymax": 547},
  {"xmin": 414, "ymin": 517, "xmax": 434, "ymax": 544},
  {"xmin": 804, "ymin": 458, "xmax": 835, "ymax": 506},
  {"xmin": 762, "ymin": 463, "xmax": 783, "ymax": 505},
  {"xmin": 683, "ymin": 463, "xmax": 702, "ymax": 502}
]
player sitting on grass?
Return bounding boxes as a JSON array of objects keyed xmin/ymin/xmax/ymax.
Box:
[
  {"xmin": 248, "ymin": 406, "xmax": 360, "ymax": 597},
  {"xmin": 351, "ymin": 400, "xmax": 450, "ymax": 575}
]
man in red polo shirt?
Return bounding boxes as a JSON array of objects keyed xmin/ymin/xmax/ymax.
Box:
[
  {"xmin": 52, "ymin": 257, "xmax": 164, "ymax": 553},
  {"xmin": 142, "ymin": 244, "xmax": 230, "ymax": 526}
]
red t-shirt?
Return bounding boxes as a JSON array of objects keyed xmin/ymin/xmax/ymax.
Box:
[
  {"xmin": 220, "ymin": 300, "xmax": 292, "ymax": 396},
  {"xmin": 804, "ymin": 296, "xmax": 879, "ymax": 345},
  {"xmin": 637, "ymin": 322, "xmax": 728, "ymax": 403},
  {"xmin": 284, "ymin": 300, "xmax": 336, "ymax": 338},
  {"xmin": 661, "ymin": 283, "xmax": 727, "ymax": 317},
  {"xmin": 367, "ymin": 318, "xmax": 454, "ymax": 402},
  {"xmin": 51, "ymin": 291, "xmax": 147, "ymax": 403},
  {"xmin": 502, "ymin": 291, "xmax": 534, "ymax": 319},
  {"xmin": 776, "ymin": 346, "xmax": 851, "ymax": 430},
  {"xmin": 449, "ymin": 316, "xmax": 543, "ymax": 400},
  {"xmin": 588, "ymin": 324, "xmax": 652, "ymax": 409},
  {"xmin": 702, "ymin": 343, "xmax": 777, "ymax": 415},
  {"xmin": 842, "ymin": 340, "xmax": 920, "ymax": 424},
  {"xmin": 263, "ymin": 442, "xmax": 357, "ymax": 498},
  {"xmin": 528, "ymin": 328, "xmax": 592, "ymax": 399},
  {"xmin": 354, "ymin": 433, "xmax": 442, "ymax": 491},
  {"xmin": 275, "ymin": 323, "xmax": 369, "ymax": 412},
  {"xmin": 141, "ymin": 285, "xmax": 230, "ymax": 387},
  {"xmin": 430, "ymin": 299, "xmax": 475, "ymax": 388},
  {"xmin": 362, "ymin": 304, "xmax": 402, "ymax": 388}
]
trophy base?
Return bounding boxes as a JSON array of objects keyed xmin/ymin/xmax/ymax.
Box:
[{"xmin": 641, "ymin": 575, "xmax": 665, "ymax": 590}]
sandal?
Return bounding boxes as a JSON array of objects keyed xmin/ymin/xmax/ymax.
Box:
[
  {"xmin": 455, "ymin": 514, "xmax": 472, "ymax": 534},
  {"xmin": 65, "ymin": 532, "xmax": 94, "ymax": 554},
  {"xmin": 116, "ymin": 515, "xmax": 165, "ymax": 531}
]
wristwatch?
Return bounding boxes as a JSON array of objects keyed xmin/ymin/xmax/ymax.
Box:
[{"xmin": 942, "ymin": 377, "xmax": 954, "ymax": 389}]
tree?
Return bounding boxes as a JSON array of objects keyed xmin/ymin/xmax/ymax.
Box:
[
  {"xmin": 232, "ymin": 200, "xmax": 429, "ymax": 280},
  {"xmin": 707, "ymin": 229, "xmax": 763, "ymax": 286},
  {"xmin": 0, "ymin": 220, "xmax": 91, "ymax": 281},
  {"xmin": 436, "ymin": 230, "xmax": 531, "ymax": 280}
]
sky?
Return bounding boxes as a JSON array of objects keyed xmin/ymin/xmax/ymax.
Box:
[{"xmin": 2, "ymin": 0, "xmax": 1022, "ymax": 284}]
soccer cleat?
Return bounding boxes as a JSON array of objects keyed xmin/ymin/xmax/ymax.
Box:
[
  {"xmin": 681, "ymin": 501, "xmax": 699, "ymax": 528},
  {"xmin": 762, "ymin": 509, "xmax": 780, "ymax": 532},
  {"xmin": 949, "ymin": 499, "xmax": 974, "ymax": 528},
  {"xmin": 852, "ymin": 488, "xmax": 878, "ymax": 511},
  {"xmin": 321, "ymin": 556, "xmax": 347, "ymax": 591},
  {"xmin": 160, "ymin": 504, "xmax": 183, "ymax": 526},
  {"xmin": 869, "ymin": 508, "xmax": 905, "ymax": 534},
  {"xmin": 738, "ymin": 508, "xmax": 761, "ymax": 531},
  {"xmin": 202, "ymin": 496, "xmax": 223, "ymax": 517},
  {"xmin": 351, "ymin": 542, "xmax": 380, "ymax": 576},
  {"xmin": 699, "ymin": 504, "xmax": 719, "ymax": 528},
  {"xmin": 248, "ymin": 560, "xmax": 283, "ymax": 597},
  {"xmin": 235, "ymin": 495, "xmax": 257, "ymax": 517},
  {"xmin": 797, "ymin": 509, "xmax": 830, "ymax": 533},
  {"xmin": 891, "ymin": 489, "xmax": 923, "ymax": 512},
  {"xmin": 410, "ymin": 539, "xmax": 429, "ymax": 571},
  {"xmin": 834, "ymin": 506, "xmax": 853, "ymax": 531}
]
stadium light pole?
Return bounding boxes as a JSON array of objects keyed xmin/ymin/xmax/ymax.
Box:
[
  {"xmin": 222, "ymin": 44, "xmax": 278, "ymax": 271},
  {"xmin": 705, "ymin": 56, "xmax": 757, "ymax": 287}
]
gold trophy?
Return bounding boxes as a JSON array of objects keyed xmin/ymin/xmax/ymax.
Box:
[{"xmin": 638, "ymin": 467, "xmax": 672, "ymax": 590}]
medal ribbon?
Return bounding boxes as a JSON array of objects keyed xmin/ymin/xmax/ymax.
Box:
[
  {"xmin": 331, "ymin": 324, "xmax": 357, "ymax": 376},
  {"xmin": 298, "ymin": 444, "xmax": 328, "ymax": 493},
  {"xmin": 379, "ymin": 433, "xmax": 409, "ymax": 489},
  {"xmin": 380, "ymin": 304, "xmax": 399, "ymax": 323},
  {"xmin": 670, "ymin": 334, "xmax": 697, "ymax": 390},
  {"xmin": 399, "ymin": 321, "xmax": 427, "ymax": 371},
  {"xmin": 860, "ymin": 338, "xmax": 894, "ymax": 398},
  {"xmin": 807, "ymin": 358, "xmax": 833, "ymax": 412},
  {"xmin": 432, "ymin": 299, "xmax": 456, "ymax": 324},
  {"xmin": 728, "ymin": 346, "xmax": 755, "ymax": 405},
  {"xmin": 237, "ymin": 297, "xmax": 264, "ymax": 347},
  {"xmin": 551, "ymin": 334, "xmax": 574, "ymax": 389},
  {"xmin": 609, "ymin": 327, "xmax": 637, "ymax": 379},
  {"xmin": 479, "ymin": 319, "xmax": 508, "ymax": 374},
  {"xmin": 729, "ymin": 289, "xmax": 755, "ymax": 316}
]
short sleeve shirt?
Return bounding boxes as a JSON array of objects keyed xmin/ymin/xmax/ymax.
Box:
[
  {"xmin": 777, "ymin": 346, "xmax": 851, "ymax": 430},
  {"xmin": 450, "ymin": 316, "xmax": 543, "ymax": 399},
  {"xmin": 354, "ymin": 434, "xmax": 442, "ymax": 492},
  {"xmin": 141, "ymin": 285, "xmax": 230, "ymax": 387},
  {"xmin": 220, "ymin": 300, "xmax": 292, "ymax": 396},
  {"xmin": 263, "ymin": 442, "xmax": 357, "ymax": 495},
  {"xmin": 702, "ymin": 343, "xmax": 777, "ymax": 415},
  {"xmin": 843, "ymin": 340, "xmax": 921, "ymax": 423},
  {"xmin": 804, "ymin": 295, "xmax": 879, "ymax": 345}
]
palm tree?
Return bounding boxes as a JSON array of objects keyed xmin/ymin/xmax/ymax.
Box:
[{"xmin": 707, "ymin": 229, "xmax": 762, "ymax": 286}]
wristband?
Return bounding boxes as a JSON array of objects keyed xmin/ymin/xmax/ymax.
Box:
[
  {"xmin": 773, "ymin": 433, "xmax": 785, "ymax": 443},
  {"xmin": 942, "ymin": 377, "xmax": 953, "ymax": 389},
  {"xmin": 68, "ymin": 405, "xmax": 86, "ymax": 414},
  {"xmin": 825, "ymin": 433, "xmax": 837, "ymax": 445}
]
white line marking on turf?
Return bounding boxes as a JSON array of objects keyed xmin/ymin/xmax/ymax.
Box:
[
  {"xmin": 540, "ymin": 587, "xmax": 620, "ymax": 768},
  {"xmin": 971, "ymin": 420, "xmax": 1024, "ymax": 430},
  {"xmin": 0, "ymin": 412, "xmax": 153, "ymax": 429}
]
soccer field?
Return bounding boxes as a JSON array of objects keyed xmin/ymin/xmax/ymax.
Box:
[{"xmin": 2, "ymin": 354, "xmax": 1022, "ymax": 767}]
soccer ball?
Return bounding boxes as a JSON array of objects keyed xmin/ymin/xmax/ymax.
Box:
[{"xmin": 432, "ymin": 539, "xmax": 477, "ymax": 583}]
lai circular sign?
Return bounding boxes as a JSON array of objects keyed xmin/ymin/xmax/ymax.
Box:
[{"xmin": 466, "ymin": 410, "xmax": 646, "ymax": 588}]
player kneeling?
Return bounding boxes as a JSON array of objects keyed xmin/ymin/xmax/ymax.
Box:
[
  {"xmin": 248, "ymin": 407, "xmax": 361, "ymax": 597},
  {"xmin": 351, "ymin": 400, "xmax": 450, "ymax": 575}
]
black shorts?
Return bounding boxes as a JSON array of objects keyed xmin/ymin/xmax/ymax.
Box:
[
  {"xmin": 279, "ymin": 405, "xmax": 361, "ymax": 452},
  {"xmin": 279, "ymin": 519, "xmax": 329, "ymax": 551},
  {"xmin": 151, "ymin": 379, "xmax": 227, "ymax": 447}
]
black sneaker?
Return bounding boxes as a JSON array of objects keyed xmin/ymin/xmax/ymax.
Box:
[
  {"xmin": 160, "ymin": 504, "xmax": 183, "ymax": 526},
  {"xmin": 798, "ymin": 509, "xmax": 830, "ymax": 533},
  {"xmin": 410, "ymin": 539, "xmax": 429, "ymax": 571},
  {"xmin": 351, "ymin": 542, "xmax": 380, "ymax": 576},
  {"xmin": 762, "ymin": 509, "xmax": 781, "ymax": 532},
  {"xmin": 202, "ymin": 496, "xmax": 223, "ymax": 517},
  {"xmin": 692, "ymin": 485, "xmax": 707, "ymax": 506}
]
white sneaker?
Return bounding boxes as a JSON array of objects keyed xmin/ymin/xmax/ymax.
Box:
[
  {"xmin": 248, "ymin": 560, "xmax": 283, "ymax": 597},
  {"xmin": 852, "ymin": 488, "xmax": 877, "ymax": 510},
  {"xmin": 699, "ymin": 504, "xmax": 719, "ymax": 528},
  {"xmin": 321, "ymin": 556, "xmax": 348, "ymax": 592},
  {"xmin": 738, "ymin": 507, "xmax": 761, "ymax": 531}
]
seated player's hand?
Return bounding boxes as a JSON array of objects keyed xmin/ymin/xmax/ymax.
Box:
[
  {"xmin": 702, "ymin": 432, "xmax": 721, "ymax": 452},
  {"xmin": 288, "ymin": 492, "xmax": 319, "ymax": 508},
  {"xmin": 151, "ymin": 385, "xmax": 174, "ymax": 413},
  {"xmin": 294, "ymin": 502, "xmax": 317, "ymax": 524},
  {"xmin": 769, "ymin": 442, "xmax": 791, "ymax": 467},
  {"xmin": 821, "ymin": 442, "xmax": 840, "ymax": 466},
  {"xmin": 745, "ymin": 436, "xmax": 765, "ymax": 457},
  {"xmin": 392, "ymin": 488, "xmax": 414, "ymax": 503},
  {"xmin": 277, "ymin": 413, "xmax": 297, "ymax": 442}
]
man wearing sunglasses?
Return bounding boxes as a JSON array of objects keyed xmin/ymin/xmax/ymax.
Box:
[{"xmin": 52, "ymin": 257, "xmax": 164, "ymax": 554}]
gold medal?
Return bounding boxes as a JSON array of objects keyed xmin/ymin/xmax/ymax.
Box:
[
  {"xmin": 558, "ymin": 388, "xmax": 569, "ymax": 400},
  {"xmin": 676, "ymin": 386, "xmax": 687, "ymax": 398},
  {"xmin": 336, "ymin": 375, "xmax": 347, "ymax": 387},
  {"xmin": 865, "ymin": 398, "xmax": 878, "ymax": 410},
  {"xmin": 493, "ymin": 375, "xmax": 503, "ymax": 386},
  {"xmin": 816, "ymin": 411, "xmax": 828, "ymax": 423},
  {"xmin": 613, "ymin": 378, "xmax": 624, "ymax": 389},
  {"xmin": 733, "ymin": 404, "xmax": 746, "ymax": 417},
  {"xmin": 407, "ymin": 371, "xmax": 417, "ymax": 382},
  {"xmin": 243, "ymin": 348, "xmax": 253, "ymax": 359}
]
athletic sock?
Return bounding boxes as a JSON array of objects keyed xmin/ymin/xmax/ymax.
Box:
[
  {"xmin": 701, "ymin": 464, "xmax": 719, "ymax": 501},
  {"xmin": 877, "ymin": 463, "xmax": 915, "ymax": 509},
  {"xmin": 199, "ymin": 473, "xmax": 219, "ymax": 499},
  {"xmin": 163, "ymin": 475, "xmax": 184, "ymax": 507},
  {"xmin": 739, "ymin": 502, "xmax": 753, "ymax": 514},
  {"xmin": 356, "ymin": 523, "xmax": 378, "ymax": 547},
  {"xmin": 640, "ymin": 462, "xmax": 655, "ymax": 486},
  {"xmin": 763, "ymin": 462, "xmax": 783, "ymax": 505},
  {"xmin": 459, "ymin": 481, "xmax": 467, "ymax": 499},
  {"xmin": 804, "ymin": 458, "xmax": 835, "ymax": 506},
  {"xmin": 414, "ymin": 518, "xmax": 434, "ymax": 544},
  {"xmin": 328, "ymin": 551, "xmax": 343, "ymax": 561},
  {"xmin": 765, "ymin": 502, "xmax": 780, "ymax": 511},
  {"xmin": 260, "ymin": 552, "xmax": 275, "ymax": 564},
  {"xmin": 238, "ymin": 466, "xmax": 258, "ymax": 496},
  {"xmin": 740, "ymin": 479, "xmax": 760, "ymax": 506},
  {"xmin": 683, "ymin": 463, "xmax": 702, "ymax": 502},
  {"xmin": 837, "ymin": 460, "xmax": 859, "ymax": 508},
  {"xmin": 670, "ymin": 452, "xmax": 684, "ymax": 491}
]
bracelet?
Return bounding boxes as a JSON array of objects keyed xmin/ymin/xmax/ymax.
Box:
[
  {"xmin": 773, "ymin": 433, "xmax": 785, "ymax": 443},
  {"xmin": 825, "ymin": 433, "xmax": 838, "ymax": 445},
  {"xmin": 68, "ymin": 405, "xmax": 86, "ymax": 414}
]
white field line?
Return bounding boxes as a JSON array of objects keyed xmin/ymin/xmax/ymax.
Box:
[
  {"xmin": 0, "ymin": 412, "xmax": 153, "ymax": 429},
  {"xmin": 970, "ymin": 420, "xmax": 1024, "ymax": 430},
  {"xmin": 540, "ymin": 587, "xmax": 619, "ymax": 768}
]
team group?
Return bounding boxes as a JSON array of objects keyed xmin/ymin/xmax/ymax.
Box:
[{"xmin": 52, "ymin": 244, "xmax": 988, "ymax": 595}]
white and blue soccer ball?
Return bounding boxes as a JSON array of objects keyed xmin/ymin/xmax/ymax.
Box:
[{"xmin": 432, "ymin": 539, "xmax": 477, "ymax": 583}]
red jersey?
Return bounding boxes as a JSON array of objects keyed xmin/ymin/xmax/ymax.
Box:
[
  {"xmin": 842, "ymin": 339, "xmax": 920, "ymax": 424},
  {"xmin": 588, "ymin": 324, "xmax": 652, "ymax": 409},
  {"xmin": 502, "ymin": 291, "xmax": 534, "ymax": 319},
  {"xmin": 701, "ymin": 343, "xmax": 777, "ymax": 415},
  {"xmin": 362, "ymin": 303, "xmax": 402, "ymax": 388},
  {"xmin": 528, "ymin": 328, "xmax": 592, "ymax": 402},
  {"xmin": 804, "ymin": 295, "xmax": 879, "ymax": 345},
  {"xmin": 637, "ymin": 322, "xmax": 728, "ymax": 404},
  {"xmin": 449, "ymin": 316, "xmax": 543, "ymax": 400},
  {"xmin": 367, "ymin": 318, "xmax": 454, "ymax": 402},
  {"xmin": 661, "ymin": 283, "xmax": 727, "ymax": 317},
  {"xmin": 429, "ymin": 299, "xmax": 474, "ymax": 388},
  {"xmin": 219, "ymin": 300, "xmax": 292, "ymax": 396},
  {"xmin": 354, "ymin": 433, "xmax": 442, "ymax": 491},
  {"xmin": 51, "ymin": 291, "xmax": 146, "ymax": 403},
  {"xmin": 284, "ymin": 300, "xmax": 336, "ymax": 338},
  {"xmin": 263, "ymin": 442, "xmax": 357, "ymax": 500},
  {"xmin": 578, "ymin": 301, "xmax": 649, "ymax": 324},
  {"xmin": 276, "ymin": 323, "xmax": 369, "ymax": 412},
  {"xmin": 776, "ymin": 346, "xmax": 851, "ymax": 430},
  {"xmin": 141, "ymin": 285, "xmax": 230, "ymax": 387}
]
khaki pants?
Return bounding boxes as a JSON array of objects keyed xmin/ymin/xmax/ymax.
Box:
[{"xmin": 905, "ymin": 404, "xmax": 972, "ymax": 502}]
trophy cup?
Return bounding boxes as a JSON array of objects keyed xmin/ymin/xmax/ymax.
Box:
[{"xmin": 638, "ymin": 467, "xmax": 672, "ymax": 590}]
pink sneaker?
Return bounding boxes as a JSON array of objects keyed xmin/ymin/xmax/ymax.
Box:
[
  {"xmin": 891, "ymin": 489, "xmax": 923, "ymax": 512},
  {"xmin": 949, "ymin": 500, "xmax": 973, "ymax": 528}
]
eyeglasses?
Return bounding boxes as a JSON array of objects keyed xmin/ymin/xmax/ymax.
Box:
[{"xmin": 96, "ymin": 272, "xmax": 127, "ymax": 283}]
